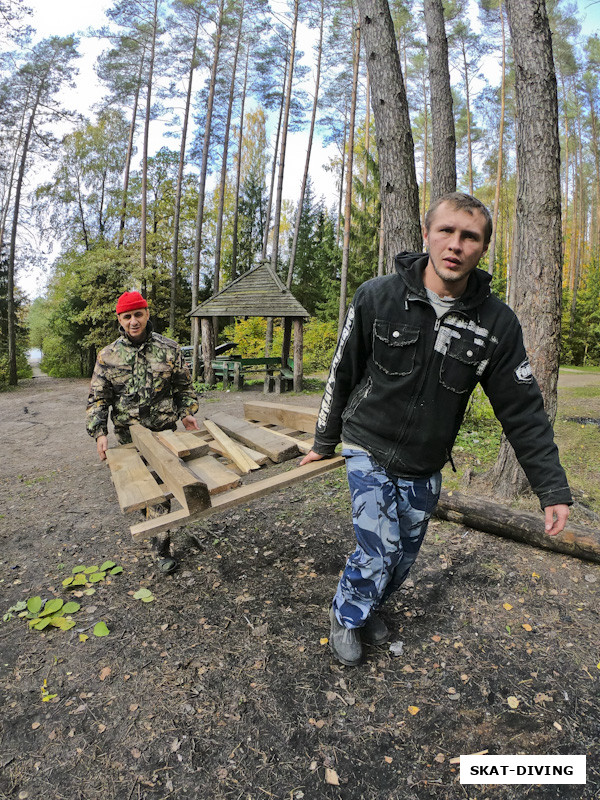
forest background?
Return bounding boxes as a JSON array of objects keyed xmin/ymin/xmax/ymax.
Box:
[{"xmin": 2, "ymin": 0, "xmax": 600, "ymax": 387}]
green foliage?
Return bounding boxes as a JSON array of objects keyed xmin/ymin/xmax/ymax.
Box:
[{"xmin": 222, "ymin": 316, "xmax": 338, "ymax": 373}]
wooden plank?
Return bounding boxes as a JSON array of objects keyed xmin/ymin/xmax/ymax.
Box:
[
  {"xmin": 106, "ymin": 447, "xmax": 167, "ymax": 513},
  {"xmin": 186, "ymin": 455, "xmax": 242, "ymax": 495},
  {"xmin": 155, "ymin": 429, "xmax": 190, "ymax": 457},
  {"xmin": 203, "ymin": 419, "xmax": 261, "ymax": 473},
  {"xmin": 209, "ymin": 411, "xmax": 299, "ymax": 462},
  {"xmin": 173, "ymin": 431, "xmax": 210, "ymax": 458},
  {"xmin": 207, "ymin": 438, "xmax": 270, "ymax": 466},
  {"xmin": 243, "ymin": 400, "xmax": 318, "ymax": 434},
  {"xmin": 256, "ymin": 425, "xmax": 313, "ymax": 455},
  {"xmin": 130, "ymin": 455, "xmax": 345, "ymax": 540},
  {"xmin": 130, "ymin": 424, "xmax": 210, "ymax": 514}
]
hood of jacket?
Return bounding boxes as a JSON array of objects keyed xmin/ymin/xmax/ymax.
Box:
[{"xmin": 394, "ymin": 251, "xmax": 492, "ymax": 312}]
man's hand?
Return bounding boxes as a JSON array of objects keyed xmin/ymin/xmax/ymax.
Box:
[
  {"xmin": 544, "ymin": 503, "xmax": 570, "ymax": 537},
  {"xmin": 181, "ymin": 414, "xmax": 200, "ymax": 431},
  {"xmin": 300, "ymin": 449, "xmax": 324, "ymax": 466},
  {"xmin": 96, "ymin": 435, "xmax": 108, "ymax": 461}
]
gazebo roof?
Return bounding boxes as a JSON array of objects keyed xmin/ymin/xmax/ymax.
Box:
[{"xmin": 189, "ymin": 262, "xmax": 310, "ymax": 319}]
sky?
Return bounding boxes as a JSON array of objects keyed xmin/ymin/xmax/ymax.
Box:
[{"xmin": 13, "ymin": 0, "xmax": 600, "ymax": 299}]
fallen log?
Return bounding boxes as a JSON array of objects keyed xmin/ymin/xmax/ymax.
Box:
[{"xmin": 434, "ymin": 490, "xmax": 600, "ymax": 564}]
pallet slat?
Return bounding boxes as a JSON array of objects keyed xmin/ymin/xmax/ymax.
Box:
[
  {"xmin": 130, "ymin": 424, "xmax": 210, "ymax": 514},
  {"xmin": 106, "ymin": 448, "xmax": 167, "ymax": 513},
  {"xmin": 243, "ymin": 401, "xmax": 318, "ymax": 434},
  {"xmin": 209, "ymin": 411, "xmax": 299, "ymax": 462},
  {"xmin": 203, "ymin": 419, "xmax": 261, "ymax": 473},
  {"xmin": 186, "ymin": 455, "xmax": 242, "ymax": 495}
]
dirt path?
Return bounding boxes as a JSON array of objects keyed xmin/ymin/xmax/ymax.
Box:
[{"xmin": 0, "ymin": 375, "xmax": 599, "ymax": 799}]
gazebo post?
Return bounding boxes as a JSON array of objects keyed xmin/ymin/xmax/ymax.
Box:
[
  {"xmin": 293, "ymin": 318, "xmax": 303, "ymax": 392},
  {"xmin": 281, "ymin": 317, "xmax": 292, "ymax": 369},
  {"xmin": 201, "ymin": 316, "xmax": 216, "ymax": 386}
]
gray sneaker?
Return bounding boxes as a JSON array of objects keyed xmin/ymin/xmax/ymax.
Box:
[
  {"xmin": 329, "ymin": 607, "xmax": 362, "ymax": 666},
  {"xmin": 361, "ymin": 612, "xmax": 389, "ymax": 646}
]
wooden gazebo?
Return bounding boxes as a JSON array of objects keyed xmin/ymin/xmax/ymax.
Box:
[{"xmin": 189, "ymin": 262, "xmax": 310, "ymax": 392}]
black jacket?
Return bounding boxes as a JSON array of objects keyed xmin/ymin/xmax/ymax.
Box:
[{"xmin": 313, "ymin": 252, "xmax": 572, "ymax": 509}]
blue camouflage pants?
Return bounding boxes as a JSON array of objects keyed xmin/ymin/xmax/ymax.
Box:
[{"xmin": 332, "ymin": 447, "xmax": 442, "ymax": 629}]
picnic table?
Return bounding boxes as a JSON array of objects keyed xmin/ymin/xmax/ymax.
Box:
[{"xmin": 212, "ymin": 356, "xmax": 294, "ymax": 393}]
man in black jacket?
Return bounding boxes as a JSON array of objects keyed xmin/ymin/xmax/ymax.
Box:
[{"xmin": 301, "ymin": 193, "xmax": 571, "ymax": 666}]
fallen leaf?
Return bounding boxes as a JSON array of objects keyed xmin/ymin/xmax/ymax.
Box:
[
  {"xmin": 503, "ymin": 603, "xmax": 513, "ymax": 611},
  {"xmin": 131, "ymin": 748, "xmax": 141, "ymax": 759},
  {"xmin": 325, "ymin": 691, "xmax": 337, "ymax": 702},
  {"xmin": 99, "ymin": 667, "xmax": 111, "ymax": 681},
  {"xmin": 434, "ymin": 753, "xmax": 445, "ymax": 763},
  {"xmin": 431, "ymin": 634, "xmax": 441, "ymax": 642},
  {"xmin": 553, "ymin": 722, "xmax": 563, "ymax": 731},
  {"xmin": 79, "ymin": 634, "xmax": 88, "ymax": 643},
  {"xmin": 522, "ymin": 623, "xmax": 532, "ymax": 632},
  {"xmin": 98, "ymin": 724, "xmax": 106, "ymax": 733},
  {"xmin": 93, "ymin": 621, "xmax": 110, "ymax": 637},
  {"xmin": 129, "ymin": 704, "xmax": 139, "ymax": 712},
  {"xmin": 384, "ymin": 756, "xmax": 393, "ymax": 764},
  {"xmin": 408, "ymin": 705, "xmax": 420, "ymax": 716},
  {"xmin": 31, "ymin": 722, "xmax": 41, "ymax": 730},
  {"xmin": 507, "ymin": 696, "xmax": 519, "ymax": 709},
  {"xmin": 319, "ymin": 637, "xmax": 328, "ymax": 645},
  {"xmin": 534, "ymin": 693, "xmax": 553, "ymax": 704},
  {"xmin": 325, "ymin": 767, "xmax": 340, "ymax": 786}
]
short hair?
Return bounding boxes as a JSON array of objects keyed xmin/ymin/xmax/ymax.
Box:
[{"xmin": 425, "ymin": 192, "xmax": 493, "ymax": 248}]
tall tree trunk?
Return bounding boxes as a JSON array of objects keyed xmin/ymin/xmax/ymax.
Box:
[
  {"xmin": 170, "ymin": 8, "xmax": 200, "ymax": 333},
  {"xmin": 191, "ymin": 0, "xmax": 225, "ymax": 379},
  {"xmin": 338, "ymin": 23, "xmax": 361, "ymax": 335},
  {"xmin": 356, "ymin": 0, "xmax": 422, "ymax": 261},
  {"xmin": 270, "ymin": 0, "xmax": 299, "ymax": 272},
  {"xmin": 488, "ymin": 0, "xmax": 506, "ymax": 275},
  {"xmin": 488, "ymin": 0, "xmax": 563, "ymax": 500},
  {"xmin": 461, "ymin": 39, "xmax": 474, "ymax": 195},
  {"xmin": 423, "ymin": 0, "xmax": 456, "ymax": 200},
  {"xmin": 421, "ymin": 67, "xmax": 429, "ymax": 228},
  {"xmin": 231, "ymin": 48, "xmax": 249, "ymax": 281},
  {"xmin": 363, "ymin": 69, "xmax": 370, "ymax": 212},
  {"xmin": 214, "ymin": 1, "xmax": 244, "ymax": 296},
  {"xmin": 118, "ymin": 48, "xmax": 145, "ymax": 248},
  {"xmin": 336, "ymin": 111, "xmax": 348, "ymax": 248},
  {"xmin": 8, "ymin": 84, "xmax": 44, "ymax": 385},
  {"xmin": 261, "ymin": 54, "xmax": 288, "ymax": 261},
  {"xmin": 140, "ymin": 0, "xmax": 159, "ymax": 280},
  {"xmin": 287, "ymin": 0, "xmax": 324, "ymax": 289}
]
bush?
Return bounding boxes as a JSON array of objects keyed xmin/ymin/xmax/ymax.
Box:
[{"xmin": 221, "ymin": 317, "xmax": 338, "ymax": 373}]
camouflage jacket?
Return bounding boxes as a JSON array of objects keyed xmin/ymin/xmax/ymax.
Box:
[{"xmin": 86, "ymin": 327, "xmax": 199, "ymax": 444}]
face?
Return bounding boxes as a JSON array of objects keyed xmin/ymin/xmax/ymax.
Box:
[
  {"xmin": 117, "ymin": 308, "xmax": 150, "ymax": 342},
  {"xmin": 423, "ymin": 201, "xmax": 488, "ymax": 297}
]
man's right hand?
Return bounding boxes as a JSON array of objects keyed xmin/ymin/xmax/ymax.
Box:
[
  {"xmin": 96, "ymin": 435, "xmax": 108, "ymax": 461},
  {"xmin": 300, "ymin": 450, "xmax": 323, "ymax": 466}
]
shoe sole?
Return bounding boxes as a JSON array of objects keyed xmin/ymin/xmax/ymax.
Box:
[{"xmin": 329, "ymin": 609, "xmax": 362, "ymax": 666}]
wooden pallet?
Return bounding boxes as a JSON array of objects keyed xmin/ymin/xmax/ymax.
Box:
[{"xmin": 105, "ymin": 403, "xmax": 343, "ymax": 541}]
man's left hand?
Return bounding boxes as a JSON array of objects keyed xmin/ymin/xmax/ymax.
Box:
[
  {"xmin": 181, "ymin": 415, "xmax": 200, "ymax": 431},
  {"xmin": 544, "ymin": 504, "xmax": 570, "ymax": 537}
]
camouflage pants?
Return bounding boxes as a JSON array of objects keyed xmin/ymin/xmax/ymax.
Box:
[{"xmin": 332, "ymin": 447, "xmax": 442, "ymax": 629}]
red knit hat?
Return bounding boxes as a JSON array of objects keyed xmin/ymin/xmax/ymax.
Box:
[{"xmin": 116, "ymin": 291, "xmax": 148, "ymax": 314}]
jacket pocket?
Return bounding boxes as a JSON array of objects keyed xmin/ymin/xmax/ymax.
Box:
[
  {"xmin": 372, "ymin": 321, "xmax": 420, "ymax": 376},
  {"xmin": 440, "ymin": 336, "xmax": 484, "ymax": 394}
]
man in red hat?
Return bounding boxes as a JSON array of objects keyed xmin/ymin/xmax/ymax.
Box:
[{"xmin": 86, "ymin": 290, "xmax": 200, "ymax": 572}]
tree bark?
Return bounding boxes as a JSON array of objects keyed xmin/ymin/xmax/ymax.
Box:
[
  {"xmin": 140, "ymin": 0, "xmax": 158, "ymax": 279},
  {"xmin": 270, "ymin": 0, "xmax": 299, "ymax": 272},
  {"xmin": 338, "ymin": 23, "xmax": 361, "ymax": 336},
  {"xmin": 170, "ymin": 7, "xmax": 200, "ymax": 333},
  {"xmin": 117, "ymin": 47, "xmax": 146, "ymax": 249},
  {"xmin": 191, "ymin": 0, "xmax": 225, "ymax": 379},
  {"xmin": 423, "ymin": 0, "xmax": 456, "ymax": 200},
  {"xmin": 287, "ymin": 0, "xmax": 324, "ymax": 289},
  {"xmin": 488, "ymin": 0, "xmax": 506, "ymax": 276},
  {"xmin": 355, "ymin": 0, "xmax": 422, "ymax": 263},
  {"xmin": 488, "ymin": 0, "xmax": 563, "ymax": 500},
  {"xmin": 231, "ymin": 48, "xmax": 249, "ymax": 281},
  {"xmin": 433, "ymin": 490, "xmax": 600, "ymax": 564},
  {"xmin": 214, "ymin": 0, "xmax": 244, "ymax": 296},
  {"xmin": 261, "ymin": 53, "xmax": 287, "ymax": 261}
]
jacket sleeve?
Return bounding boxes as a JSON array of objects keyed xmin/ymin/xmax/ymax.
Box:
[
  {"xmin": 480, "ymin": 311, "xmax": 572, "ymax": 509},
  {"xmin": 172, "ymin": 347, "xmax": 199, "ymax": 419},
  {"xmin": 86, "ymin": 355, "xmax": 113, "ymax": 439},
  {"xmin": 312, "ymin": 287, "xmax": 372, "ymax": 456}
]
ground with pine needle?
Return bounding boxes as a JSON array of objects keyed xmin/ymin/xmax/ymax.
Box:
[{"xmin": 0, "ymin": 372, "xmax": 598, "ymax": 800}]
